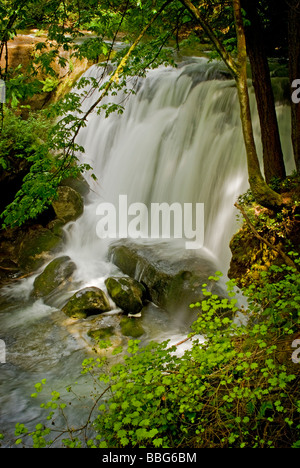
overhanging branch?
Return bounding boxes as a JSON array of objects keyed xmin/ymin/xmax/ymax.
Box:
[
  {"xmin": 68, "ymin": 0, "xmax": 174, "ymax": 149},
  {"xmin": 178, "ymin": 0, "xmax": 239, "ymax": 76}
]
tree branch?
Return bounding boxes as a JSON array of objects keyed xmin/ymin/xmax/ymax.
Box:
[
  {"xmin": 178, "ymin": 0, "xmax": 239, "ymax": 76},
  {"xmin": 68, "ymin": 0, "xmax": 174, "ymax": 148}
]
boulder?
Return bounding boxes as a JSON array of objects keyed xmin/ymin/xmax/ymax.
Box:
[
  {"xmin": 17, "ymin": 226, "xmax": 63, "ymax": 272},
  {"xmin": 62, "ymin": 287, "xmax": 111, "ymax": 319},
  {"xmin": 108, "ymin": 240, "xmax": 221, "ymax": 312},
  {"xmin": 59, "ymin": 175, "xmax": 90, "ymax": 198},
  {"xmin": 32, "ymin": 256, "xmax": 77, "ymax": 300},
  {"xmin": 105, "ymin": 276, "xmax": 146, "ymax": 315},
  {"xmin": 52, "ymin": 186, "xmax": 84, "ymax": 223},
  {"xmin": 120, "ymin": 316, "xmax": 145, "ymax": 338}
]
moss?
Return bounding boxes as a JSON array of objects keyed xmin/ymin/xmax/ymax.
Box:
[
  {"xmin": 18, "ymin": 226, "xmax": 63, "ymax": 272},
  {"xmin": 52, "ymin": 186, "xmax": 84, "ymax": 223},
  {"xmin": 105, "ymin": 276, "xmax": 146, "ymax": 315},
  {"xmin": 32, "ymin": 256, "xmax": 76, "ymax": 299},
  {"xmin": 62, "ymin": 287, "xmax": 111, "ymax": 319},
  {"xmin": 120, "ymin": 317, "xmax": 145, "ymax": 338},
  {"xmin": 87, "ymin": 326, "xmax": 115, "ymax": 341}
]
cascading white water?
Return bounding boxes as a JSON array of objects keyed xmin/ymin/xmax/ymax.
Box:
[
  {"xmin": 64, "ymin": 58, "xmax": 249, "ymax": 283},
  {"xmin": 63, "ymin": 57, "xmax": 294, "ymax": 285},
  {"xmin": 0, "ymin": 56, "xmax": 294, "ymax": 442}
]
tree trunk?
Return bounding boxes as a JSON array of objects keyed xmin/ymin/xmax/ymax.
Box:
[
  {"xmin": 234, "ymin": 53, "xmax": 284, "ymax": 208},
  {"xmin": 242, "ymin": 0, "xmax": 286, "ymax": 183},
  {"xmin": 288, "ymin": 0, "xmax": 300, "ymax": 173},
  {"xmin": 232, "ymin": 0, "xmax": 283, "ymax": 208},
  {"xmin": 179, "ymin": 0, "xmax": 284, "ymax": 208}
]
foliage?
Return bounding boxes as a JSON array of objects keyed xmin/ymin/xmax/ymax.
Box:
[
  {"xmin": 233, "ymin": 179, "xmax": 300, "ymax": 287},
  {"xmin": 0, "ymin": 108, "xmax": 48, "ymax": 167},
  {"xmin": 6, "ymin": 261, "xmax": 300, "ymax": 448},
  {"xmin": 0, "ymin": 105, "xmax": 92, "ymax": 228},
  {"xmin": 0, "ymin": 0, "xmax": 188, "ymax": 227}
]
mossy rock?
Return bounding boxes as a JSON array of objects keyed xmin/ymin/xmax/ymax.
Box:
[
  {"xmin": 18, "ymin": 226, "xmax": 63, "ymax": 272},
  {"xmin": 108, "ymin": 240, "xmax": 219, "ymax": 312},
  {"xmin": 52, "ymin": 186, "xmax": 84, "ymax": 223},
  {"xmin": 62, "ymin": 287, "xmax": 111, "ymax": 319},
  {"xmin": 105, "ymin": 276, "xmax": 146, "ymax": 315},
  {"xmin": 120, "ymin": 316, "xmax": 145, "ymax": 338},
  {"xmin": 59, "ymin": 175, "xmax": 90, "ymax": 198},
  {"xmin": 46, "ymin": 218, "xmax": 66, "ymax": 237},
  {"xmin": 87, "ymin": 326, "xmax": 115, "ymax": 341},
  {"xmin": 32, "ymin": 256, "xmax": 76, "ymax": 299}
]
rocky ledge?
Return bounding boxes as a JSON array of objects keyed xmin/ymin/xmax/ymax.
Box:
[
  {"xmin": 107, "ymin": 240, "xmax": 221, "ymax": 312},
  {"xmin": 0, "ymin": 176, "xmax": 89, "ymax": 285}
]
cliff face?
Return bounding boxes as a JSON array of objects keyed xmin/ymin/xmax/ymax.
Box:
[
  {"xmin": 0, "ymin": 32, "xmax": 91, "ymax": 110},
  {"xmin": 0, "ymin": 34, "xmax": 42, "ymax": 71}
]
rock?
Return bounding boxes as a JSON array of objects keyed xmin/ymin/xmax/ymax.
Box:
[
  {"xmin": 0, "ymin": 259, "xmax": 20, "ymax": 287},
  {"xmin": 46, "ymin": 218, "xmax": 66, "ymax": 238},
  {"xmin": 59, "ymin": 175, "xmax": 90, "ymax": 198},
  {"xmin": 52, "ymin": 186, "xmax": 84, "ymax": 223},
  {"xmin": 108, "ymin": 240, "xmax": 221, "ymax": 312},
  {"xmin": 87, "ymin": 326, "xmax": 115, "ymax": 341},
  {"xmin": 62, "ymin": 287, "xmax": 111, "ymax": 319},
  {"xmin": 32, "ymin": 256, "xmax": 77, "ymax": 300},
  {"xmin": 105, "ymin": 276, "xmax": 146, "ymax": 315},
  {"xmin": 0, "ymin": 33, "xmax": 92, "ymax": 113},
  {"xmin": 120, "ymin": 316, "xmax": 145, "ymax": 338},
  {"xmin": 18, "ymin": 226, "xmax": 63, "ymax": 272}
]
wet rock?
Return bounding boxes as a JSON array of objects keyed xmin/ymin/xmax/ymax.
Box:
[
  {"xmin": 87, "ymin": 326, "xmax": 115, "ymax": 341},
  {"xmin": 18, "ymin": 226, "xmax": 63, "ymax": 272},
  {"xmin": 62, "ymin": 286, "xmax": 111, "ymax": 319},
  {"xmin": 105, "ymin": 276, "xmax": 146, "ymax": 315},
  {"xmin": 59, "ymin": 175, "xmax": 90, "ymax": 199},
  {"xmin": 52, "ymin": 186, "xmax": 84, "ymax": 223},
  {"xmin": 46, "ymin": 218, "xmax": 66, "ymax": 238},
  {"xmin": 108, "ymin": 240, "xmax": 221, "ymax": 312},
  {"xmin": 120, "ymin": 316, "xmax": 145, "ymax": 338},
  {"xmin": 32, "ymin": 256, "xmax": 77, "ymax": 300},
  {"xmin": 0, "ymin": 260, "xmax": 20, "ymax": 289}
]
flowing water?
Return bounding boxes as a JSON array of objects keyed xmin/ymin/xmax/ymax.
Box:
[{"xmin": 0, "ymin": 57, "xmax": 294, "ymax": 444}]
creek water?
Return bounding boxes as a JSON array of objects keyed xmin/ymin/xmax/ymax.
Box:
[{"xmin": 0, "ymin": 57, "xmax": 294, "ymax": 445}]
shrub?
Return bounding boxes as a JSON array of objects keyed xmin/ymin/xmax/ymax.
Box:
[
  {"xmin": 8, "ymin": 259, "xmax": 300, "ymax": 448},
  {"xmin": 0, "ymin": 106, "xmax": 91, "ymax": 228}
]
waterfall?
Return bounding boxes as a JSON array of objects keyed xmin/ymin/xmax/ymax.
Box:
[
  {"xmin": 0, "ymin": 57, "xmax": 294, "ymax": 441},
  {"xmin": 63, "ymin": 58, "xmax": 249, "ymax": 284},
  {"xmin": 61, "ymin": 57, "xmax": 294, "ymax": 287}
]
